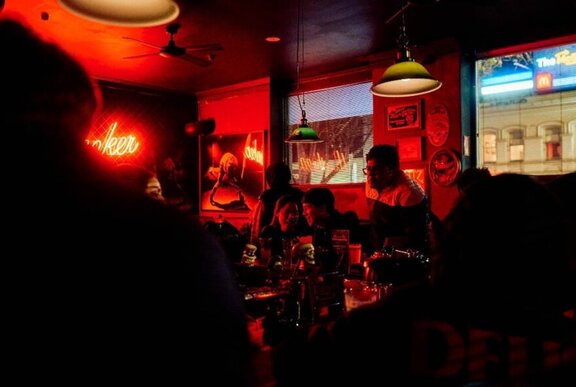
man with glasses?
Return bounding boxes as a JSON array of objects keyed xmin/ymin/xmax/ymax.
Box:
[{"xmin": 364, "ymin": 145, "xmax": 428, "ymax": 254}]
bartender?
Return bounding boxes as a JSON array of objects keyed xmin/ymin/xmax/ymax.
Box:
[{"xmin": 364, "ymin": 145, "xmax": 428, "ymax": 254}]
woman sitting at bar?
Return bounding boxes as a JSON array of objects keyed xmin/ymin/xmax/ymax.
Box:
[{"xmin": 260, "ymin": 194, "xmax": 306, "ymax": 262}]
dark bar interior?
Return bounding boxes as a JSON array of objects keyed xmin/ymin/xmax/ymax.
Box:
[{"xmin": 2, "ymin": 1, "xmax": 574, "ymax": 385}]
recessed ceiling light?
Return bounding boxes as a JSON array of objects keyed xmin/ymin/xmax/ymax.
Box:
[{"xmin": 265, "ymin": 36, "xmax": 281, "ymax": 43}]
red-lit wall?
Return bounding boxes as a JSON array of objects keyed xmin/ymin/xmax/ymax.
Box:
[
  {"xmin": 196, "ymin": 78, "xmax": 271, "ymax": 228},
  {"xmin": 195, "ymin": 43, "xmax": 465, "ymax": 225},
  {"xmin": 88, "ymin": 81, "xmax": 200, "ymax": 207},
  {"xmin": 372, "ymin": 43, "xmax": 462, "ymax": 220}
]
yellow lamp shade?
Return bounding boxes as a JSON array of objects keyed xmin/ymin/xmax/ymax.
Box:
[{"xmin": 372, "ymin": 60, "xmax": 442, "ymax": 98}]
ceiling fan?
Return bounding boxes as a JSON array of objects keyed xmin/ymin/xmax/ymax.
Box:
[{"xmin": 122, "ymin": 23, "xmax": 223, "ymax": 67}]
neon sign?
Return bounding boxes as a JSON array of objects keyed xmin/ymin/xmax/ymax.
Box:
[
  {"xmin": 87, "ymin": 122, "xmax": 140, "ymax": 156},
  {"xmin": 243, "ymin": 139, "xmax": 264, "ymax": 165}
]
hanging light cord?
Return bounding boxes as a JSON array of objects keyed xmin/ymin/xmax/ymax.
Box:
[
  {"xmin": 296, "ymin": 0, "xmax": 306, "ymax": 123},
  {"xmin": 397, "ymin": 12, "xmax": 409, "ymax": 52},
  {"xmin": 392, "ymin": 2, "xmax": 413, "ymax": 62}
]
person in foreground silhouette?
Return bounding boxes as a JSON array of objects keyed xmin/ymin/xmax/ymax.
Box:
[
  {"xmin": 1, "ymin": 17, "xmax": 251, "ymax": 385},
  {"xmin": 456, "ymin": 166, "xmax": 492, "ymax": 194},
  {"xmin": 273, "ymin": 173, "xmax": 575, "ymax": 386}
]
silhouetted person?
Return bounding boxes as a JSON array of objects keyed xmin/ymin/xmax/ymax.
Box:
[
  {"xmin": 302, "ymin": 187, "xmax": 360, "ymax": 272},
  {"xmin": 546, "ymin": 171, "xmax": 576, "ymax": 317},
  {"xmin": 455, "ymin": 166, "xmax": 492, "ymax": 194},
  {"xmin": 250, "ymin": 161, "xmax": 306, "ymax": 243},
  {"xmin": 275, "ymin": 173, "xmax": 574, "ymax": 386},
  {"xmin": 113, "ymin": 163, "xmax": 166, "ymax": 202},
  {"xmin": 1, "ymin": 17, "xmax": 251, "ymax": 385}
]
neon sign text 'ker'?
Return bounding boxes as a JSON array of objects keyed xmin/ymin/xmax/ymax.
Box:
[{"xmin": 87, "ymin": 122, "xmax": 140, "ymax": 156}]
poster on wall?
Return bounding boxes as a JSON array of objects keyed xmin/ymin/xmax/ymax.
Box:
[
  {"xmin": 404, "ymin": 166, "xmax": 427, "ymax": 193},
  {"xmin": 385, "ymin": 100, "xmax": 423, "ymax": 131},
  {"xmin": 199, "ymin": 132, "xmax": 265, "ymax": 212},
  {"xmin": 396, "ymin": 136, "xmax": 423, "ymax": 162}
]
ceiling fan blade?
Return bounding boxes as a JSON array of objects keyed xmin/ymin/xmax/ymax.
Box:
[
  {"xmin": 122, "ymin": 36, "xmax": 163, "ymax": 50},
  {"xmin": 123, "ymin": 52, "xmax": 159, "ymax": 59},
  {"xmin": 178, "ymin": 54, "xmax": 214, "ymax": 67},
  {"xmin": 183, "ymin": 43, "xmax": 223, "ymax": 52}
]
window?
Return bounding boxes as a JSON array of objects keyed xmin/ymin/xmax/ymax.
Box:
[
  {"xmin": 475, "ymin": 40, "xmax": 576, "ymax": 175},
  {"xmin": 285, "ymin": 82, "xmax": 373, "ymax": 185},
  {"xmin": 508, "ymin": 128, "xmax": 524, "ymax": 161},
  {"xmin": 544, "ymin": 125, "xmax": 562, "ymax": 160},
  {"xmin": 483, "ymin": 131, "xmax": 497, "ymax": 163}
]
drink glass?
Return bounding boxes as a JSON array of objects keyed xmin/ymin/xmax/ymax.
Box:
[
  {"xmin": 348, "ymin": 243, "xmax": 362, "ymax": 273},
  {"xmin": 258, "ymin": 237, "xmax": 273, "ymax": 265}
]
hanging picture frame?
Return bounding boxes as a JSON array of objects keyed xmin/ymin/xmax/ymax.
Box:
[
  {"xmin": 396, "ymin": 136, "xmax": 423, "ymax": 162},
  {"xmin": 385, "ymin": 100, "xmax": 423, "ymax": 131},
  {"xmin": 199, "ymin": 132, "xmax": 265, "ymax": 212}
]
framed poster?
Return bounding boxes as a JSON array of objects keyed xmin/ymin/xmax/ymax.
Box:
[
  {"xmin": 429, "ymin": 148, "xmax": 461, "ymax": 187},
  {"xmin": 396, "ymin": 136, "xmax": 422, "ymax": 162},
  {"xmin": 200, "ymin": 132, "xmax": 265, "ymax": 212},
  {"xmin": 386, "ymin": 100, "xmax": 423, "ymax": 131}
]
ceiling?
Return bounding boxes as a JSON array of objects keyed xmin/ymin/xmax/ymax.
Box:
[{"xmin": 2, "ymin": 0, "xmax": 575, "ymax": 94}]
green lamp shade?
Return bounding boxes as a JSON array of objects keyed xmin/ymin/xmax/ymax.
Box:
[
  {"xmin": 285, "ymin": 125, "xmax": 323, "ymax": 143},
  {"xmin": 371, "ymin": 60, "xmax": 442, "ymax": 98}
]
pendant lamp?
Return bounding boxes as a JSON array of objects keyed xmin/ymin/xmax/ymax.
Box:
[
  {"xmin": 371, "ymin": 3, "xmax": 441, "ymax": 98},
  {"xmin": 285, "ymin": 0, "xmax": 323, "ymax": 143},
  {"xmin": 58, "ymin": 0, "xmax": 179, "ymax": 27}
]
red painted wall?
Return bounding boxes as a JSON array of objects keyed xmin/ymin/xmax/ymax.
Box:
[
  {"xmin": 196, "ymin": 78, "xmax": 271, "ymax": 230},
  {"xmin": 196, "ymin": 44, "xmax": 466, "ymax": 226},
  {"xmin": 371, "ymin": 48, "xmax": 461, "ymax": 220}
]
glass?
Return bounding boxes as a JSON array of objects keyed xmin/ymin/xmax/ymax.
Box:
[
  {"xmin": 362, "ymin": 166, "xmax": 383, "ymax": 175},
  {"xmin": 280, "ymin": 237, "xmax": 299, "ymax": 278},
  {"xmin": 348, "ymin": 243, "xmax": 363, "ymax": 271},
  {"xmin": 258, "ymin": 237, "xmax": 273, "ymax": 266},
  {"xmin": 343, "ymin": 280, "xmax": 391, "ymax": 314}
]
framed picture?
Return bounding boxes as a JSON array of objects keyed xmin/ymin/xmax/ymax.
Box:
[
  {"xmin": 396, "ymin": 136, "xmax": 422, "ymax": 162},
  {"xmin": 404, "ymin": 166, "xmax": 427, "ymax": 193},
  {"xmin": 429, "ymin": 148, "xmax": 461, "ymax": 187},
  {"xmin": 199, "ymin": 132, "xmax": 265, "ymax": 212},
  {"xmin": 386, "ymin": 100, "xmax": 423, "ymax": 131}
]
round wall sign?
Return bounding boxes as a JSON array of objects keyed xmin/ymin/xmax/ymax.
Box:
[
  {"xmin": 429, "ymin": 148, "xmax": 461, "ymax": 187},
  {"xmin": 426, "ymin": 103, "xmax": 450, "ymax": 147}
]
